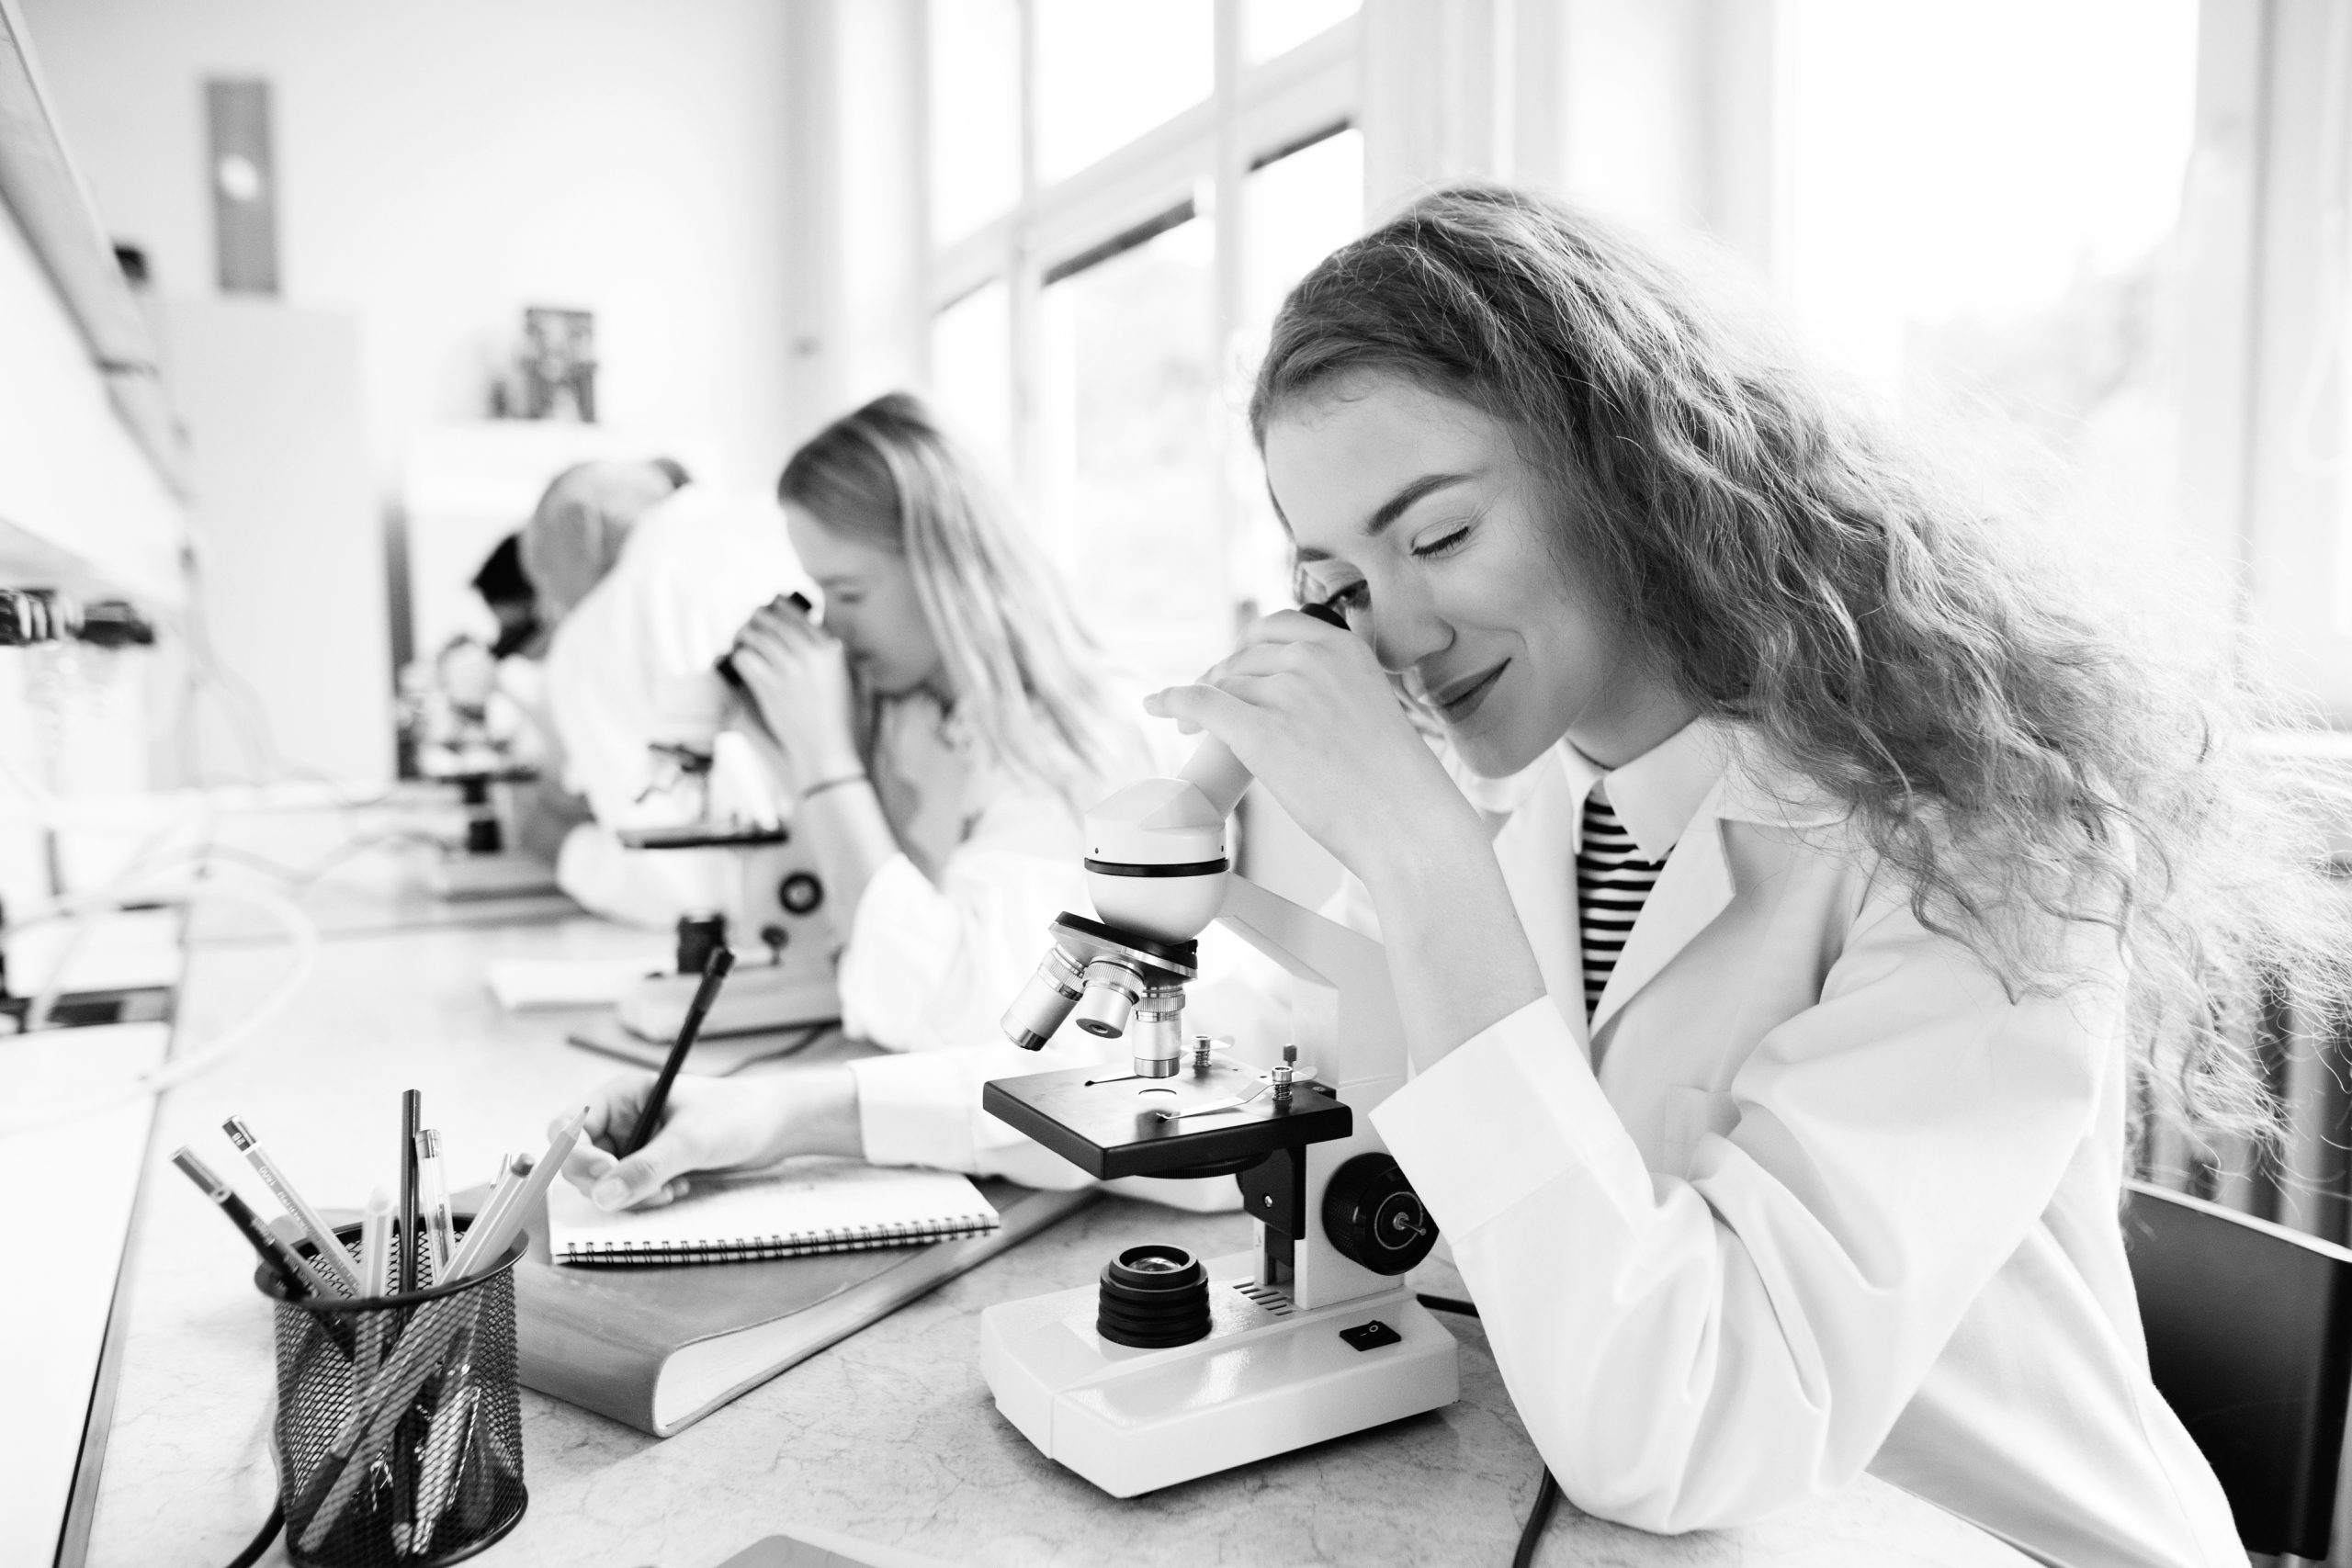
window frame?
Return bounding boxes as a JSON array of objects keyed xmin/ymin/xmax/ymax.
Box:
[{"xmin": 922, "ymin": 0, "xmax": 1362, "ymax": 634}]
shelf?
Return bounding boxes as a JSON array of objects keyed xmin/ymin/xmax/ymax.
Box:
[{"xmin": 0, "ymin": 0, "xmax": 188, "ymax": 602}]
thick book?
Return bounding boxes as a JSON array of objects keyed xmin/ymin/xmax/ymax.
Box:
[
  {"xmin": 514, "ymin": 1178, "xmax": 1093, "ymax": 1436},
  {"xmin": 547, "ymin": 1160, "xmax": 1001, "ymax": 1265}
]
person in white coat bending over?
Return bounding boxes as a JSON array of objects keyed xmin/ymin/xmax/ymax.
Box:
[
  {"xmin": 560, "ymin": 392, "xmax": 1243, "ymax": 1202},
  {"xmin": 1144, "ymin": 186, "xmax": 2346, "ymax": 1568}
]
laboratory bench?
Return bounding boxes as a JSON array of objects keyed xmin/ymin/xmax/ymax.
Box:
[{"xmin": 16, "ymin": 805, "xmax": 2031, "ymax": 1568}]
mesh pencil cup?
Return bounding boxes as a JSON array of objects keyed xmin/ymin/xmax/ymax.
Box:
[{"xmin": 258, "ymin": 1221, "xmax": 528, "ymax": 1567}]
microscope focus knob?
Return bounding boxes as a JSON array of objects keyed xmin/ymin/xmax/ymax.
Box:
[
  {"xmin": 777, "ymin": 872, "xmax": 824, "ymax": 915},
  {"xmin": 1321, "ymin": 1153, "xmax": 1438, "ymax": 1276}
]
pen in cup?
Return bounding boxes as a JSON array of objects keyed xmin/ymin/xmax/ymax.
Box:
[
  {"xmin": 220, "ymin": 1115, "xmax": 362, "ymax": 1294},
  {"xmin": 417, "ymin": 1127, "xmax": 457, "ymax": 1277},
  {"xmin": 398, "ymin": 1089, "xmax": 423, "ymax": 1294},
  {"xmin": 451, "ymin": 1108, "xmax": 589, "ymax": 1276},
  {"xmin": 171, "ymin": 1146, "xmax": 339, "ymax": 1302},
  {"xmin": 357, "ymin": 1188, "xmax": 393, "ymax": 1388},
  {"xmin": 298, "ymin": 1111, "xmax": 585, "ymax": 1549},
  {"xmin": 446, "ymin": 1152, "xmax": 529, "ymax": 1279}
]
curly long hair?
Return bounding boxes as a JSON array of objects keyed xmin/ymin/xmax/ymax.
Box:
[
  {"xmin": 1251, "ymin": 183, "xmax": 2350, "ymax": 1144},
  {"xmin": 779, "ymin": 391, "xmax": 1146, "ymax": 804}
]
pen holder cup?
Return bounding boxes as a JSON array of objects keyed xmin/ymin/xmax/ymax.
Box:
[{"xmin": 258, "ymin": 1222, "xmax": 528, "ymax": 1568}]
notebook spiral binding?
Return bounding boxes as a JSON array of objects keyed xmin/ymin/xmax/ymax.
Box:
[{"xmin": 559, "ymin": 1213, "xmax": 1001, "ymax": 1266}]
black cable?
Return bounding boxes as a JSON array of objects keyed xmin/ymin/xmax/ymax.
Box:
[
  {"xmin": 1415, "ymin": 1293, "xmax": 1558, "ymax": 1566},
  {"xmin": 222, "ymin": 1500, "xmax": 282, "ymax": 1568},
  {"xmin": 1512, "ymin": 1469, "xmax": 1561, "ymax": 1568}
]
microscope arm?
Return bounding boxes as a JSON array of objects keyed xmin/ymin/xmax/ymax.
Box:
[{"xmin": 1213, "ymin": 874, "xmax": 1408, "ymax": 1108}]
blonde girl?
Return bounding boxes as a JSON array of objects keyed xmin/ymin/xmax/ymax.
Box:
[{"xmin": 562, "ymin": 393, "xmax": 1168, "ymax": 1200}]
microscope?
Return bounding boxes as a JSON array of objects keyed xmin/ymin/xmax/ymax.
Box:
[
  {"xmin": 979, "ymin": 729, "xmax": 1460, "ymax": 1498},
  {"xmin": 407, "ymin": 635, "xmax": 561, "ymax": 901},
  {"xmin": 609, "ymin": 665, "xmax": 841, "ymax": 1043}
]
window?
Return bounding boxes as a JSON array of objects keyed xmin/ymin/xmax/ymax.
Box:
[
  {"xmin": 1231, "ymin": 126, "xmax": 1365, "ymax": 614},
  {"xmin": 930, "ymin": 279, "xmax": 1014, "ymax": 479},
  {"xmin": 927, "ymin": 0, "xmax": 1023, "ymax": 245},
  {"xmin": 1245, "ymin": 0, "xmax": 1361, "ymax": 65},
  {"xmin": 1243, "ymin": 127, "xmax": 1363, "ymax": 330},
  {"xmin": 1032, "ymin": 0, "xmax": 1214, "ymax": 184},
  {"xmin": 1040, "ymin": 215, "xmax": 1220, "ymax": 688},
  {"xmin": 1781, "ymin": 0, "xmax": 2201, "ymax": 558},
  {"xmin": 922, "ymin": 0, "xmax": 1364, "ymax": 691}
]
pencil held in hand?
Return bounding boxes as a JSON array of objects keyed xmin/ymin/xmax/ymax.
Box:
[{"xmin": 619, "ymin": 947, "xmax": 734, "ymax": 1159}]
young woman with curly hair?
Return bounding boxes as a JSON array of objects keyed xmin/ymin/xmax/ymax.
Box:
[{"xmin": 1147, "ymin": 185, "xmax": 2344, "ymax": 1567}]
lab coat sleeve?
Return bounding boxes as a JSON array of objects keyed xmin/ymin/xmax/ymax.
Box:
[
  {"xmin": 1370, "ymin": 882, "xmax": 2114, "ymax": 1533},
  {"xmin": 834, "ymin": 783, "xmax": 1090, "ymax": 1055}
]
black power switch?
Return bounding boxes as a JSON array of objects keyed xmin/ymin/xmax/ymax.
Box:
[{"xmin": 1340, "ymin": 1319, "xmax": 1403, "ymax": 1352}]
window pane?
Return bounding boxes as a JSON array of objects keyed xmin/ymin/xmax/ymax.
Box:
[
  {"xmin": 1783, "ymin": 0, "xmax": 2199, "ymax": 556},
  {"xmin": 1233, "ymin": 129, "xmax": 1364, "ymax": 612},
  {"xmin": 1034, "ymin": 0, "xmax": 1213, "ymax": 184},
  {"xmin": 1245, "ymin": 0, "xmax": 1360, "ymax": 63},
  {"xmin": 931, "ymin": 280, "xmax": 1014, "ymax": 479},
  {"xmin": 929, "ymin": 0, "xmax": 1022, "ymax": 243},
  {"xmin": 1040, "ymin": 217, "xmax": 1219, "ymax": 690},
  {"xmin": 1244, "ymin": 129, "xmax": 1363, "ymax": 333}
]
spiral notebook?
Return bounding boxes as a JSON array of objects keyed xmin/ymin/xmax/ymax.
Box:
[{"xmin": 546, "ymin": 1157, "xmax": 1000, "ymax": 1266}]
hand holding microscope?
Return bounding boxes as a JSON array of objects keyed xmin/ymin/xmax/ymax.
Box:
[{"xmin": 977, "ymin": 608, "xmax": 1462, "ymax": 1496}]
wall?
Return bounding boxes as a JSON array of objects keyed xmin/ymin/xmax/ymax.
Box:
[
  {"xmin": 17, "ymin": 0, "xmax": 799, "ymax": 502},
  {"xmin": 164, "ymin": 298, "xmax": 386, "ymax": 784}
]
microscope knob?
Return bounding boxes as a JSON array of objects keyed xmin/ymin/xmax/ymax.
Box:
[
  {"xmin": 1321, "ymin": 1153, "xmax": 1439, "ymax": 1275},
  {"xmin": 777, "ymin": 872, "xmax": 824, "ymax": 915}
]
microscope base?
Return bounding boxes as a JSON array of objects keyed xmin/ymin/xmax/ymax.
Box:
[
  {"xmin": 980, "ymin": 1253, "xmax": 1457, "ymax": 1497},
  {"xmin": 423, "ymin": 851, "xmax": 561, "ymax": 901},
  {"xmin": 618, "ymin": 962, "xmax": 840, "ymax": 1041}
]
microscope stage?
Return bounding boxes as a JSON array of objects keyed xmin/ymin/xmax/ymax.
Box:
[
  {"xmin": 616, "ymin": 822, "xmax": 792, "ymax": 850},
  {"xmin": 980, "ymin": 1061, "xmax": 1351, "ymax": 1180}
]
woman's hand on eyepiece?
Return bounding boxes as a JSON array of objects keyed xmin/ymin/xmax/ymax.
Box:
[
  {"xmin": 728, "ymin": 600, "xmax": 861, "ymax": 792},
  {"xmin": 1144, "ymin": 609, "xmax": 1477, "ymax": 881}
]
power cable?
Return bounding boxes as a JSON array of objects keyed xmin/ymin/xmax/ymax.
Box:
[{"xmin": 1418, "ymin": 1292, "xmax": 1560, "ymax": 1567}]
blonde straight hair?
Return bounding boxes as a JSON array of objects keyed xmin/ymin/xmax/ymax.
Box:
[{"xmin": 777, "ymin": 391, "xmax": 1145, "ymax": 804}]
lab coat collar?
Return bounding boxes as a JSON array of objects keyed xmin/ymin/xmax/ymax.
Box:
[
  {"xmin": 1561, "ymin": 720, "xmax": 1847, "ymax": 1043},
  {"xmin": 1557, "ymin": 719, "xmax": 1728, "ymax": 863}
]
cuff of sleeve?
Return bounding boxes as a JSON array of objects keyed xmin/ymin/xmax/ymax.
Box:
[
  {"xmin": 1370, "ymin": 997, "xmax": 1653, "ymax": 1237},
  {"xmin": 847, "ymin": 1048, "xmax": 974, "ymax": 1169}
]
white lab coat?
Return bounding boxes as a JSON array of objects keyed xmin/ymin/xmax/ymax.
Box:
[
  {"xmin": 842, "ymin": 692, "xmax": 1252, "ymax": 1210},
  {"xmin": 543, "ymin": 484, "xmax": 808, "ymax": 923},
  {"xmin": 1368, "ymin": 721, "xmax": 2245, "ymax": 1568}
]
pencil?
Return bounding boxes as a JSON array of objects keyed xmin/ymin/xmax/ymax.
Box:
[
  {"xmin": 619, "ymin": 947, "xmax": 734, "ymax": 1158},
  {"xmin": 221, "ymin": 1115, "xmax": 363, "ymax": 1294}
]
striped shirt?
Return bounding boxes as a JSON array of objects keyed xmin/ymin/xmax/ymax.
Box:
[{"xmin": 1577, "ymin": 788, "xmax": 1669, "ymax": 1015}]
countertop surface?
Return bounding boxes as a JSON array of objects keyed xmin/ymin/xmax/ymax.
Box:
[{"xmin": 69, "ymin": 814, "xmax": 2030, "ymax": 1568}]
